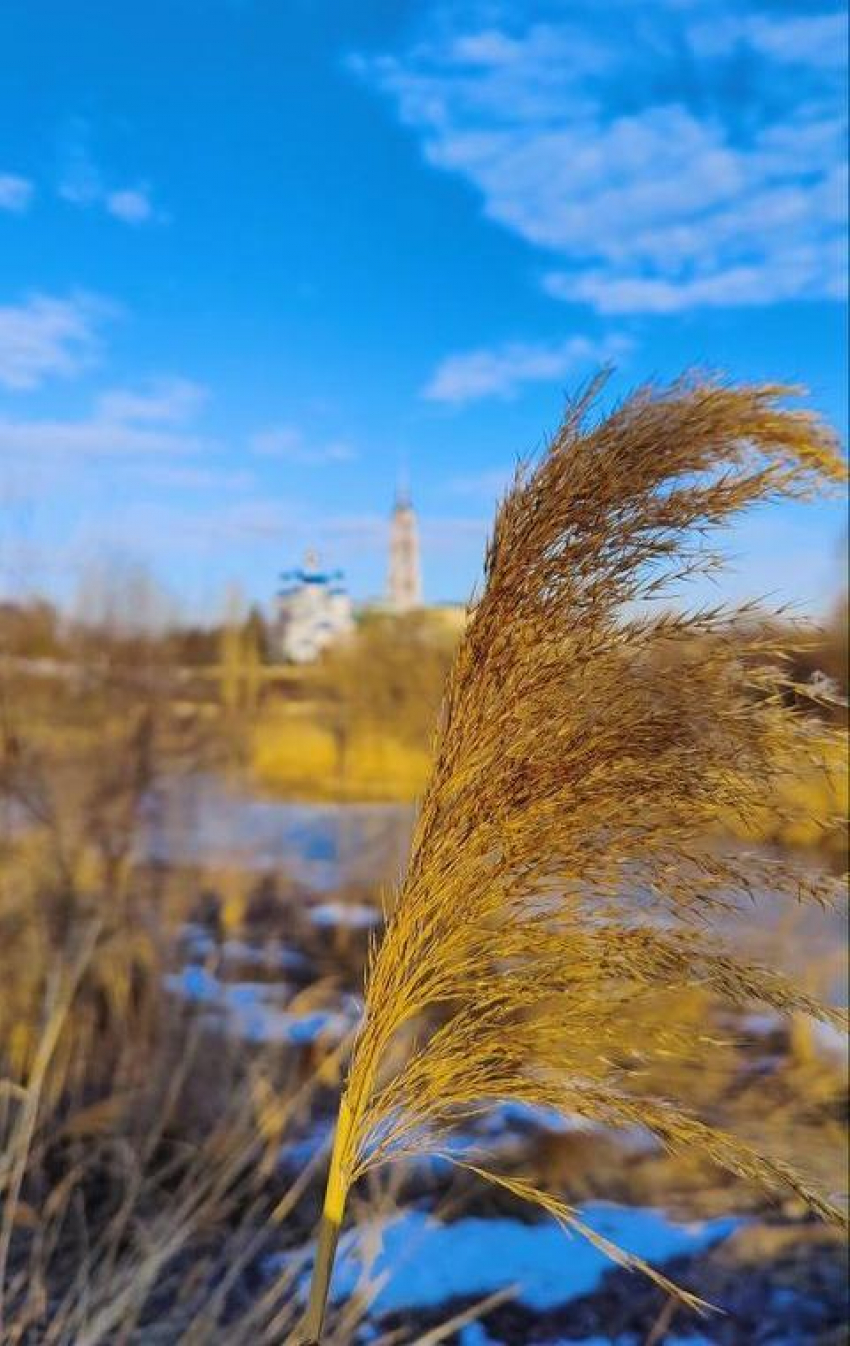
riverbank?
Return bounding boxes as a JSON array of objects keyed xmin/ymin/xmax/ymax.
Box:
[
  {"xmin": 250, "ymin": 702, "xmax": 848, "ymax": 865},
  {"xmin": 251, "ymin": 701, "xmax": 431, "ymax": 801}
]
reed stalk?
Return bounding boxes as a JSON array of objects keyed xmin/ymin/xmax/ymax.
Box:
[{"xmin": 299, "ymin": 375, "xmax": 849, "ymax": 1340}]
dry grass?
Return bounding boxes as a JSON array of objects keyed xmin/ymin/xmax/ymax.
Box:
[
  {"xmin": 723, "ymin": 730, "xmax": 848, "ymax": 862},
  {"xmin": 0, "ymin": 644, "xmax": 477, "ymax": 1343},
  {"xmin": 302, "ymin": 376, "xmax": 849, "ymax": 1338},
  {"xmin": 252, "ymin": 612, "xmax": 456, "ymax": 803},
  {"xmin": 252, "ymin": 704, "xmax": 431, "ymax": 802},
  {"xmin": 0, "ymin": 651, "xmax": 317, "ymax": 1343},
  {"xmin": 0, "ymin": 942, "xmax": 370, "ymax": 1345}
]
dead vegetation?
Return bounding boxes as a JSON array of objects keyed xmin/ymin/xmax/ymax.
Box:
[{"xmin": 303, "ymin": 377, "xmax": 849, "ymax": 1338}]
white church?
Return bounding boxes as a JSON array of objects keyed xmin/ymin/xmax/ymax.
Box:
[{"xmin": 274, "ymin": 490, "xmax": 422, "ymax": 663}]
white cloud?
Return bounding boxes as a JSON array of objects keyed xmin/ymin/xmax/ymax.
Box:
[
  {"xmin": 250, "ymin": 425, "xmax": 357, "ymax": 464},
  {"xmin": 95, "ymin": 378, "xmax": 209, "ymax": 425},
  {"xmin": 424, "ymin": 333, "xmax": 629, "ymax": 404},
  {"xmin": 105, "ymin": 186, "xmax": 155, "ymax": 225},
  {"xmin": 547, "ymin": 240, "xmax": 848, "ymax": 313},
  {"xmin": 689, "ymin": 11, "xmax": 848, "ymax": 68},
  {"xmin": 58, "ymin": 121, "xmax": 162, "ymax": 225},
  {"xmin": 0, "ymin": 174, "xmax": 33, "ymax": 213},
  {"xmin": 319, "ymin": 511, "xmax": 387, "ymax": 548},
  {"xmin": 318, "ymin": 510, "xmax": 487, "ymax": 562},
  {"xmin": 448, "ymin": 467, "xmax": 514, "ymax": 499},
  {"xmin": 0, "ymin": 375, "xmax": 212, "ymax": 459},
  {"xmin": 58, "ymin": 122, "xmax": 103, "ymax": 206},
  {"xmin": 0, "ymin": 293, "xmax": 105, "ymax": 391},
  {"xmin": 0, "ymin": 417, "xmax": 209, "ymax": 460},
  {"xmin": 159, "ymin": 499, "xmax": 288, "ymax": 544},
  {"xmin": 59, "ymin": 501, "xmax": 291, "ymax": 592},
  {"xmin": 355, "ymin": 2, "xmax": 848, "ymax": 314},
  {"xmin": 134, "ymin": 465, "xmax": 254, "ymax": 491}
]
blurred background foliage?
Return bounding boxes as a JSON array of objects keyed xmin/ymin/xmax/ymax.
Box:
[{"xmin": 0, "ymin": 577, "xmax": 846, "ymax": 1341}]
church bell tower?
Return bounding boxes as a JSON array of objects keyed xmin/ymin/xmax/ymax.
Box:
[{"xmin": 387, "ymin": 487, "xmax": 422, "ymax": 613}]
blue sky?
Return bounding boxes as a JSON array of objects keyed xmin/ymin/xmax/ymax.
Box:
[{"xmin": 0, "ymin": 0, "xmax": 846, "ymax": 621}]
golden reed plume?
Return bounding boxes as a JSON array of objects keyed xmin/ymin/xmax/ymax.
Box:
[{"xmin": 301, "ymin": 376, "xmax": 849, "ymax": 1341}]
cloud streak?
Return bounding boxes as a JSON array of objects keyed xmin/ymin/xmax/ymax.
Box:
[
  {"xmin": 424, "ymin": 333, "xmax": 629, "ymax": 404},
  {"xmin": 0, "ymin": 375, "xmax": 214, "ymax": 459},
  {"xmin": 355, "ymin": 1, "xmax": 848, "ymax": 315},
  {"xmin": 0, "ymin": 292, "xmax": 106, "ymax": 391},
  {"xmin": 0, "ymin": 417, "xmax": 210, "ymax": 461},
  {"xmin": 104, "ymin": 186, "xmax": 156, "ymax": 225},
  {"xmin": 250, "ymin": 425, "xmax": 357, "ymax": 464},
  {"xmin": 0, "ymin": 173, "xmax": 33, "ymax": 213},
  {"xmin": 58, "ymin": 121, "xmax": 163, "ymax": 225},
  {"xmin": 95, "ymin": 378, "xmax": 209, "ymax": 426}
]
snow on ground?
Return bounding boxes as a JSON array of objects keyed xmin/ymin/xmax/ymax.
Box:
[
  {"xmin": 310, "ymin": 901, "xmax": 382, "ymax": 929},
  {"xmin": 812, "ymin": 1019, "xmax": 848, "ymax": 1062},
  {"xmin": 179, "ymin": 925, "xmax": 308, "ymax": 973},
  {"xmin": 277, "ymin": 1099, "xmax": 656, "ymax": 1177},
  {"xmin": 739, "ymin": 1009, "xmax": 848, "ymax": 1064},
  {"xmin": 164, "ymin": 965, "xmax": 352, "ymax": 1045},
  {"xmin": 281, "ymin": 1203, "xmax": 739, "ymax": 1318},
  {"xmin": 477, "ymin": 1102, "xmax": 656, "ymax": 1152},
  {"xmin": 456, "ymin": 1333, "xmax": 714, "ymax": 1346},
  {"xmin": 738, "ymin": 1011, "xmax": 783, "ymax": 1036},
  {"xmin": 279, "ymin": 1116, "xmax": 336, "ymax": 1170},
  {"xmin": 179, "ymin": 922, "xmax": 218, "ymax": 961},
  {"xmin": 218, "ymin": 936, "xmax": 308, "ymax": 973}
]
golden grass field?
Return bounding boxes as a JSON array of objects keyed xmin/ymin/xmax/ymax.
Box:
[{"xmin": 252, "ymin": 703, "xmax": 431, "ymax": 801}]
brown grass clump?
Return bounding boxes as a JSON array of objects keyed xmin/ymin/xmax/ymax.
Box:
[{"xmin": 301, "ymin": 376, "xmax": 848, "ymax": 1340}]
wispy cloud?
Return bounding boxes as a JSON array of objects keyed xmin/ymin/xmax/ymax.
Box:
[
  {"xmin": 57, "ymin": 121, "xmax": 102, "ymax": 206},
  {"xmin": 688, "ymin": 10, "xmax": 849, "ymax": 68},
  {"xmin": 424, "ymin": 333, "xmax": 629, "ymax": 404},
  {"xmin": 105, "ymin": 185, "xmax": 155, "ymax": 225},
  {"xmin": 250, "ymin": 424, "xmax": 357, "ymax": 464},
  {"xmin": 0, "ymin": 173, "xmax": 33, "ymax": 213},
  {"xmin": 95, "ymin": 378, "xmax": 209, "ymax": 425},
  {"xmin": 133, "ymin": 464, "xmax": 255, "ymax": 492},
  {"xmin": 0, "ymin": 375, "xmax": 213, "ymax": 459},
  {"xmin": 58, "ymin": 121, "xmax": 163, "ymax": 225},
  {"xmin": 355, "ymin": 1, "xmax": 848, "ymax": 314},
  {"xmin": 0, "ymin": 292, "xmax": 107, "ymax": 391},
  {"xmin": 0, "ymin": 417, "xmax": 210, "ymax": 461},
  {"xmin": 318, "ymin": 510, "xmax": 488, "ymax": 566},
  {"xmin": 93, "ymin": 499, "xmax": 291, "ymax": 549},
  {"xmin": 448, "ymin": 467, "xmax": 514, "ymax": 499}
]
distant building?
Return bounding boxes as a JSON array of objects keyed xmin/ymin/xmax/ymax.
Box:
[
  {"xmin": 387, "ymin": 488, "xmax": 422, "ymax": 613},
  {"xmin": 275, "ymin": 551, "xmax": 353, "ymax": 663}
]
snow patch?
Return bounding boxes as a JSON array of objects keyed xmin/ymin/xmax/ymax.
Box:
[
  {"xmin": 812, "ymin": 1019, "xmax": 848, "ymax": 1062},
  {"xmin": 220, "ymin": 937, "xmax": 308, "ymax": 973},
  {"xmin": 279, "ymin": 1116, "xmax": 336, "ymax": 1169},
  {"xmin": 310, "ymin": 901, "xmax": 382, "ymax": 930},
  {"xmin": 164, "ymin": 966, "xmax": 351, "ymax": 1045},
  {"xmin": 281, "ymin": 1203, "xmax": 739, "ymax": 1316}
]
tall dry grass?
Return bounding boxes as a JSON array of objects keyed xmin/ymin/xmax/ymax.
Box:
[
  {"xmin": 1, "ymin": 615, "xmax": 471, "ymax": 1343},
  {"xmin": 302, "ymin": 376, "xmax": 849, "ymax": 1339},
  {"xmin": 0, "ymin": 628, "xmax": 332, "ymax": 1343},
  {"xmin": 251, "ymin": 612, "xmax": 456, "ymax": 802}
]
